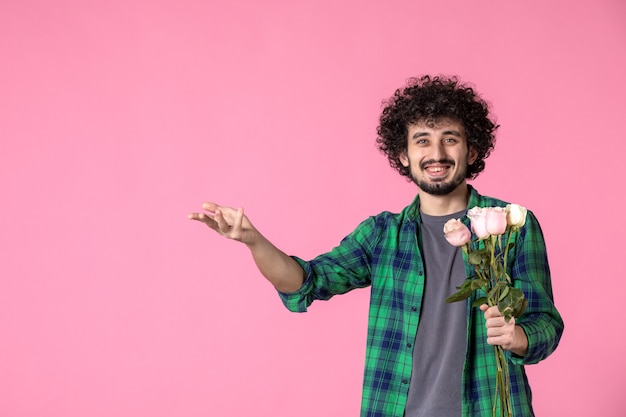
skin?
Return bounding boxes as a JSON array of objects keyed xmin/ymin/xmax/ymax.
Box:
[
  {"xmin": 481, "ymin": 305, "xmax": 528, "ymax": 357},
  {"xmin": 187, "ymin": 204, "xmax": 304, "ymax": 293},
  {"xmin": 399, "ymin": 118, "xmax": 477, "ymax": 215},
  {"xmin": 188, "ymin": 117, "xmax": 528, "ymax": 356}
]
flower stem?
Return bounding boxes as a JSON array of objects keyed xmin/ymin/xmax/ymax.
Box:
[{"xmin": 492, "ymin": 345, "xmax": 512, "ymax": 417}]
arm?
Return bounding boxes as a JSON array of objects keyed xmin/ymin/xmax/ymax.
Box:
[
  {"xmin": 477, "ymin": 211, "xmax": 562, "ymax": 362},
  {"xmin": 188, "ymin": 202, "xmax": 305, "ymax": 293},
  {"xmin": 507, "ymin": 210, "xmax": 564, "ymax": 364},
  {"xmin": 279, "ymin": 215, "xmax": 379, "ymax": 312}
]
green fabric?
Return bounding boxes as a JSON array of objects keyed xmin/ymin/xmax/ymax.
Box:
[{"xmin": 279, "ymin": 185, "xmax": 564, "ymax": 417}]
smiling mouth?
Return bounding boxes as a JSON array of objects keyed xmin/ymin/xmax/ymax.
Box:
[
  {"xmin": 426, "ymin": 169, "xmax": 449, "ymax": 181},
  {"xmin": 424, "ymin": 164, "xmax": 452, "ymax": 178},
  {"xmin": 421, "ymin": 159, "xmax": 455, "ymax": 169}
]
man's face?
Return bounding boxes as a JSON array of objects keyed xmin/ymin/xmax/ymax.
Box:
[{"xmin": 400, "ymin": 118, "xmax": 477, "ymax": 196}]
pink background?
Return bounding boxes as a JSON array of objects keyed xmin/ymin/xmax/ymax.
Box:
[{"xmin": 1, "ymin": 0, "xmax": 624, "ymax": 416}]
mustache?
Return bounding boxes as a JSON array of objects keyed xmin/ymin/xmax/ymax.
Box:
[{"xmin": 420, "ymin": 159, "xmax": 455, "ymax": 170}]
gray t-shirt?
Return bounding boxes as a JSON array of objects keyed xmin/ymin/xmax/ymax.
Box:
[{"xmin": 404, "ymin": 210, "xmax": 468, "ymax": 417}]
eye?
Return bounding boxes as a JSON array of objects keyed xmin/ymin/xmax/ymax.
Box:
[{"xmin": 444, "ymin": 137, "xmax": 458, "ymax": 144}]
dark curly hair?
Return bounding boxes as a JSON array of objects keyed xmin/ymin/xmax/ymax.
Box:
[{"xmin": 376, "ymin": 75, "xmax": 498, "ymax": 179}]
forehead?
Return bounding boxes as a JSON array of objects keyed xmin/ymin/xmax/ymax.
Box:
[{"xmin": 407, "ymin": 117, "xmax": 465, "ymax": 134}]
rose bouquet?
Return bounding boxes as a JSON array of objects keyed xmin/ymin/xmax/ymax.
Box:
[{"xmin": 443, "ymin": 204, "xmax": 528, "ymax": 417}]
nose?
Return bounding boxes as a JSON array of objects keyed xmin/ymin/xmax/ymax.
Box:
[{"xmin": 431, "ymin": 142, "xmax": 446, "ymax": 161}]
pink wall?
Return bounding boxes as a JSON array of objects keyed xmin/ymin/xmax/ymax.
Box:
[{"xmin": 1, "ymin": 0, "xmax": 624, "ymax": 416}]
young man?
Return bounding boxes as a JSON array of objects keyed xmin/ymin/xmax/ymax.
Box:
[{"xmin": 188, "ymin": 75, "xmax": 564, "ymax": 417}]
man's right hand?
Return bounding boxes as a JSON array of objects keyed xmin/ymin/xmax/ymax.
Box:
[
  {"xmin": 187, "ymin": 203, "xmax": 258, "ymax": 245},
  {"xmin": 188, "ymin": 202, "xmax": 305, "ymax": 292},
  {"xmin": 188, "ymin": 203, "xmax": 257, "ymax": 246}
]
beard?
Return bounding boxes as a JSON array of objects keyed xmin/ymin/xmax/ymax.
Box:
[{"xmin": 409, "ymin": 159, "xmax": 468, "ymax": 196}]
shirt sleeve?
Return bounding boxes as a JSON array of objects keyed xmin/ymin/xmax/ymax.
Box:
[
  {"xmin": 277, "ymin": 216, "xmax": 379, "ymax": 313},
  {"xmin": 508, "ymin": 210, "xmax": 565, "ymax": 365}
]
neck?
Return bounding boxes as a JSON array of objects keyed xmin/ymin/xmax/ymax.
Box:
[{"xmin": 418, "ymin": 183, "xmax": 470, "ymax": 216}]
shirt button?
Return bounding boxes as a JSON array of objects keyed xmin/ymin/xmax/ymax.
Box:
[
  {"xmin": 407, "ymin": 342, "xmax": 412, "ymax": 348},
  {"xmin": 418, "ymin": 271, "xmax": 423, "ymax": 276},
  {"xmin": 411, "ymin": 306, "xmax": 417, "ymax": 311},
  {"xmin": 402, "ymin": 379, "xmax": 409, "ymax": 384}
]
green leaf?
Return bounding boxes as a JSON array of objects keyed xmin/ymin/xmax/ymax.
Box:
[
  {"xmin": 502, "ymin": 309, "xmax": 514, "ymax": 323},
  {"xmin": 515, "ymin": 298, "xmax": 528, "ymax": 317},
  {"xmin": 445, "ymin": 290, "xmax": 471, "ymax": 303},
  {"xmin": 492, "ymin": 261, "xmax": 504, "ymax": 278},
  {"xmin": 508, "ymin": 288, "xmax": 527, "ymax": 317},
  {"xmin": 488, "ymin": 282, "xmax": 506, "ymax": 300},
  {"xmin": 445, "ymin": 279, "xmax": 474, "ymax": 303},
  {"xmin": 468, "ymin": 248, "xmax": 489, "ymax": 266},
  {"xmin": 456, "ymin": 279, "xmax": 473, "ymax": 291},
  {"xmin": 498, "ymin": 285, "xmax": 510, "ymax": 301},
  {"xmin": 471, "ymin": 278, "xmax": 488, "ymax": 291},
  {"xmin": 497, "ymin": 287, "xmax": 527, "ymax": 321},
  {"xmin": 472, "ymin": 296, "xmax": 489, "ymax": 307}
]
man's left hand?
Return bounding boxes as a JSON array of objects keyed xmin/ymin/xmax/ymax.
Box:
[{"xmin": 480, "ymin": 304, "xmax": 528, "ymax": 357}]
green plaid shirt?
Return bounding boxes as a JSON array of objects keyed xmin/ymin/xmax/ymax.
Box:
[{"xmin": 279, "ymin": 186, "xmax": 564, "ymax": 417}]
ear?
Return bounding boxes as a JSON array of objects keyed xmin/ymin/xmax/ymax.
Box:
[
  {"xmin": 399, "ymin": 151, "xmax": 409, "ymax": 168},
  {"xmin": 468, "ymin": 147, "xmax": 478, "ymax": 165}
]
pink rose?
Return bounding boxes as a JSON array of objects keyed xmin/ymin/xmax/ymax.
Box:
[
  {"xmin": 467, "ymin": 207, "xmax": 489, "ymax": 239},
  {"xmin": 485, "ymin": 207, "xmax": 507, "ymax": 235},
  {"xmin": 443, "ymin": 218, "xmax": 471, "ymax": 247}
]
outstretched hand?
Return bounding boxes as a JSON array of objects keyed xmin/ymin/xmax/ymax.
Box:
[
  {"xmin": 188, "ymin": 202, "xmax": 304, "ymax": 292},
  {"xmin": 188, "ymin": 203, "xmax": 257, "ymax": 245}
]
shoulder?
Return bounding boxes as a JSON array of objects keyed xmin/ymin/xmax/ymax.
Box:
[
  {"xmin": 364, "ymin": 201, "xmax": 416, "ymax": 227},
  {"xmin": 348, "ymin": 201, "xmax": 416, "ymax": 241},
  {"xmin": 469, "ymin": 186, "xmax": 511, "ymax": 208}
]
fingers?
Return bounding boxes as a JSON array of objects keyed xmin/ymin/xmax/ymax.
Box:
[
  {"xmin": 187, "ymin": 212, "xmax": 209, "ymax": 221},
  {"xmin": 188, "ymin": 203, "xmax": 247, "ymax": 240},
  {"xmin": 201, "ymin": 202, "xmax": 220, "ymax": 214},
  {"xmin": 484, "ymin": 306, "xmax": 511, "ymax": 331},
  {"xmin": 482, "ymin": 305, "xmax": 500, "ymax": 318},
  {"xmin": 486, "ymin": 316, "xmax": 515, "ymax": 333},
  {"xmin": 213, "ymin": 209, "xmax": 232, "ymax": 233},
  {"xmin": 480, "ymin": 305, "xmax": 524, "ymax": 352},
  {"xmin": 187, "ymin": 203, "xmax": 228, "ymax": 224},
  {"xmin": 187, "ymin": 212, "xmax": 217, "ymax": 228},
  {"xmin": 483, "ymin": 306, "xmax": 516, "ymax": 349},
  {"xmin": 234, "ymin": 207, "xmax": 244, "ymax": 229}
]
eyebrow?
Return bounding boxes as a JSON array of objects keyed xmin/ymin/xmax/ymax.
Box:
[
  {"xmin": 411, "ymin": 129, "xmax": 463, "ymax": 139},
  {"xmin": 411, "ymin": 131, "xmax": 430, "ymax": 139}
]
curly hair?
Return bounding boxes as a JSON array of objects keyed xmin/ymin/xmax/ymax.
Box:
[{"xmin": 376, "ymin": 75, "xmax": 498, "ymax": 179}]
